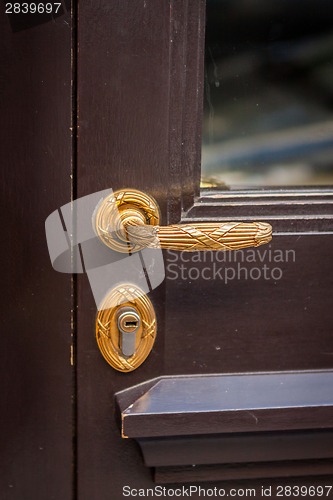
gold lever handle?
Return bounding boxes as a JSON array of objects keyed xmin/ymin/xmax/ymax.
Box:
[{"xmin": 95, "ymin": 189, "xmax": 272, "ymax": 253}]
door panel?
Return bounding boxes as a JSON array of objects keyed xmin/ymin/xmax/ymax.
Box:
[
  {"xmin": 77, "ymin": 0, "xmax": 333, "ymax": 498},
  {"xmin": 165, "ymin": 234, "xmax": 333, "ymax": 373}
]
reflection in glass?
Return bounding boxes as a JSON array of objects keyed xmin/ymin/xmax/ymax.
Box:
[{"xmin": 202, "ymin": 0, "xmax": 333, "ymax": 187}]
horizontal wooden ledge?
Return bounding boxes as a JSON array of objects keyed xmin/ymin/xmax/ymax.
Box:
[
  {"xmin": 155, "ymin": 458, "xmax": 333, "ymax": 484},
  {"xmin": 116, "ymin": 371, "xmax": 333, "ymax": 439},
  {"xmin": 181, "ymin": 216, "xmax": 333, "ymax": 233},
  {"xmin": 183, "ymin": 190, "xmax": 333, "ymax": 231},
  {"xmin": 200, "ymin": 188, "xmax": 333, "ymax": 199},
  {"xmin": 185, "ymin": 207, "xmax": 333, "ymax": 217},
  {"xmin": 139, "ymin": 430, "xmax": 333, "ymax": 467}
]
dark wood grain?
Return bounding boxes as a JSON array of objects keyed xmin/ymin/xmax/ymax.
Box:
[
  {"xmin": 139, "ymin": 430, "xmax": 333, "ymax": 467},
  {"xmin": 155, "ymin": 460, "xmax": 333, "ymax": 484},
  {"xmin": 165, "ymin": 234, "xmax": 333, "ymax": 374},
  {"xmin": 77, "ymin": 1, "xmax": 174, "ymax": 498},
  {"xmin": 0, "ymin": 5, "xmax": 73, "ymax": 500},
  {"xmin": 76, "ymin": 0, "xmax": 333, "ymax": 495}
]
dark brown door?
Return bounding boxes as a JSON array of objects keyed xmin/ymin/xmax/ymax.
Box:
[
  {"xmin": 0, "ymin": 2, "xmax": 73, "ymax": 499},
  {"xmin": 2, "ymin": 1, "xmax": 333, "ymax": 499},
  {"xmin": 76, "ymin": 0, "xmax": 333, "ymax": 498}
]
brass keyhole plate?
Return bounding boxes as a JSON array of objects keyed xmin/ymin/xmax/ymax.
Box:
[{"xmin": 96, "ymin": 284, "xmax": 157, "ymax": 372}]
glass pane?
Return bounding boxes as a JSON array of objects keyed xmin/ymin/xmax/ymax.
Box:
[{"xmin": 202, "ymin": 0, "xmax": 333, "ymax": 187}]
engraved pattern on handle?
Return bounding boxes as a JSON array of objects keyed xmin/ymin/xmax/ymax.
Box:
[
  {"xmin": 126, "ymin": 221, "xmax": 272, "ymax": 251},
  {"xmin": 95, "ymin": 189, "xmax": 272, "ymax": 253}
]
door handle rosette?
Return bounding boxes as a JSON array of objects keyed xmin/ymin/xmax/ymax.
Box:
[{"xmin": 95, "ymin": 189, "xmax": 272, "ymax": 253}]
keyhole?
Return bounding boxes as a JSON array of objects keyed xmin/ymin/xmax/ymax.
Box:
[
  {"xmin": 117, "ymin": 308, "xmax": 141, "ymax": 356},
  {"xmin": 124, "ymin": 320, "xmax": 138, "ymax": 328}
]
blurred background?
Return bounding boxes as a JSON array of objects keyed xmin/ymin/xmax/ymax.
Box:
[{"xmin": 202, "ymin": 0, "xmax": 333, "ymax": 187}]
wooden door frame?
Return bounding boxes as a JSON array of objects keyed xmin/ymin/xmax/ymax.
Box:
[{"xmin": 0, "ymin": 3, "xmax": 73, "ymax": 499}]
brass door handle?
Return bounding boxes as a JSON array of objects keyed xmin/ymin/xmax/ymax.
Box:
[{"xmin": 95, "ymin": 189, "xmax": 272, "ymax": 253}]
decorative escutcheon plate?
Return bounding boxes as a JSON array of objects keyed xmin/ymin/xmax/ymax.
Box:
[
  {"xmin": 96, "ymin": 284, "xmax": 157, "ymax": 372},
  {"xmin": 95, "ymin": 188, "xmax": 160, "ymax": 253}
]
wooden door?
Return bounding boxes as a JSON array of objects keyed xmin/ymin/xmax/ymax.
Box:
[
  {"xmin": 1, "ymin": 1, "xmax": 333, "ymax": 499},
  {"xmin": 76, "ymin": 0, "xmax": 333, "ymax": 498}
]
